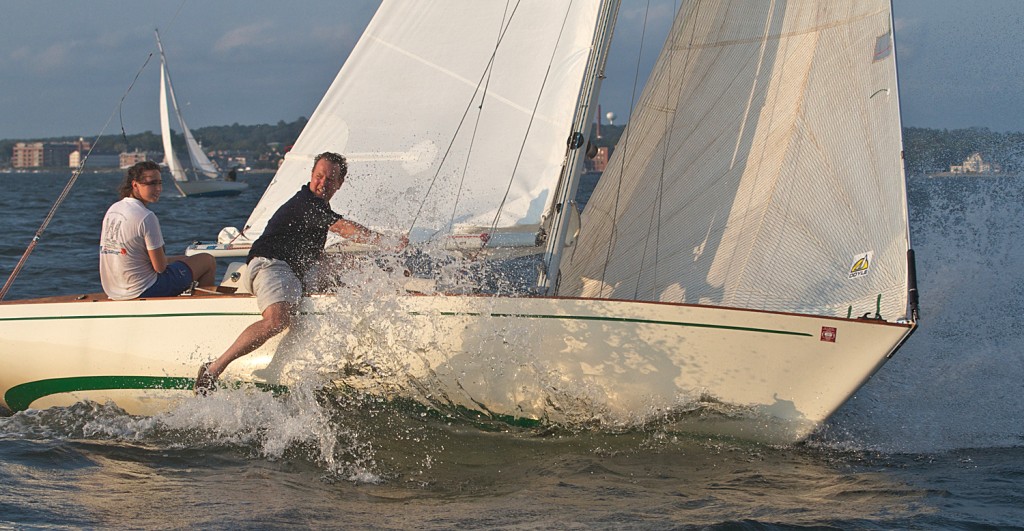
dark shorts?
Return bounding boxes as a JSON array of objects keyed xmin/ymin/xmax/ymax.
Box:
[{"xmin": 140, "ymin": 261, "xmax": 194, "ymax": 298}]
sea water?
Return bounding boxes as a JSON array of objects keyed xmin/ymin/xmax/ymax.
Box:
[{"xmin": 1, "ymin": 171, "xmax": 1023, "ymax": 528}]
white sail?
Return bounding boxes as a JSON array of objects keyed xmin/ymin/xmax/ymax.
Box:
[
  {"xmin": 559, "ymin": 0, "xmax": 911, "ymax": 320},
  {"xmin": 158, "ymin": 60, "xmax": 188, "ymax": 183},
  {"xmin": 155, "ymin": 31, "xmax": 246, "ymax": 198},
  {"xmin": 179, "ymin": 110, "xmax": 220, "ymax": 179},
  {"xmin": 242, "ymin": 0, "xmax": 604, "ymax": 244}
]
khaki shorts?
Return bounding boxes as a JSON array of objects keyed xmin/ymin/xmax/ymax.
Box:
[{"xmin": 246, "ymin": 257, "xmax": 302, "ymax": 313}]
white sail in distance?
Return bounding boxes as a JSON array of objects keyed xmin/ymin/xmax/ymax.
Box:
[
  {"xmin": 179, "ymin": 112, "xmax": 220, "ymax": 179},
  {"xmin": 158, "ymin": 59, "xmax": 188, "ymax": 183},
  {"xmin": 157, "ymin": 31, "xmax": 220, "ymax": 182},
  {"xmin": 242, "ymin": 0, "xmax": 604, "ymax": 244},
  {"xmin": 559, "ymin": 0, "xmax": 911, "ymax": 320}
]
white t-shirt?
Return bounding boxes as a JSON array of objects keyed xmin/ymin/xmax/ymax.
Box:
[{"xmin": 99, "ymin": 197, "xmax": 165, "ymax": 300}]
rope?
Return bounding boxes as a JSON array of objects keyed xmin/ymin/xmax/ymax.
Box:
[{"xmin": 0, "ymin": 53, "xmax": 154, "ymax": 301}]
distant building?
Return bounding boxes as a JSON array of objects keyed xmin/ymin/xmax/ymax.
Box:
[
  {"xmin": 70, "ymin": 150, "xmax": 120, "ymax": 169},
  {"xmin": 12, "ymin": 142, "xmax": 43, "ymax": 168},
  {"xmin": 950, "ymin": 152, "xmax": 1002, "ymax": 175},
  {"xmin": 12, "ymin": 141, "xmax": 86, "ymax": 168},
  {"xmin": 585, "ymin": 146, "xmax": 611, "ymax": 172},
  {"xmin": 120, "ymin": 150, "xmax": 153, "ymax": 169},
  {"xmin": 44, "ymin": 142, "xmax": 82, "ymax": 167}
]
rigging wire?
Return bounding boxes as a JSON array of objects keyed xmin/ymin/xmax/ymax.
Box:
[
  {"xmin": 599, "ymin": 0, "xmax": 651, "ymax": 297},
  {"xmin": 0, "ymin": 53, "xmax": 155, "ymax": 301},
  {"xmin": 407, "ymin": 1, "xmax": 523, "ymax": 242}
]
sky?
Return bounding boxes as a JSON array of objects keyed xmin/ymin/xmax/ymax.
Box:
[{"xmin": 0, "ymin": 0, "xmax": 1022, "ymax": 141}]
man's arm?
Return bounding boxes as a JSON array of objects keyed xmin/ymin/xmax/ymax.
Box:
[
  {"xmin": 329, "ymin": 218, "xmax": 382, "ymax": 245},
  {"xmin": 329, "ymin": 219, "xmax": 408, "ymax": 250}
]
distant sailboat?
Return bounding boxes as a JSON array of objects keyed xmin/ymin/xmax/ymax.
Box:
[{"xmin": 156, "ymin": 30, "xmax": 247, "ymax": 198}]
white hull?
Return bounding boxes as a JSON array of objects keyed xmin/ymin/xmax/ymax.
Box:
[
  {"xmin": 0, "ymin": 292, "xmax": 912, "ymax": 444},
  {"xmin": 176, "ymin": 179, "xmax": 248, "ymax": 197}
]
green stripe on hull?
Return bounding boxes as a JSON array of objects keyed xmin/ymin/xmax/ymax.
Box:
[
  {"xmin": 409, "ymin": 311, "xmax": 814, "ymax": 337},
  {"xmin": 0, "ymin": 308, "xmax": 812, "ymax": 337},
  {"xmin": 5, "ymin": 376, "xmax": 286, "ymax": 412},
  {"xmin": 4, "ymin": 376, "xmax": 538, "ymax": 429}
]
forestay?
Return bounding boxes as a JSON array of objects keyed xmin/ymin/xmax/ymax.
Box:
[
  {"xmin": 242, "ymin": 0, "xmax": 603, "ymax": 246},
  {"xmin": 559, "ymin": 0, "xmax": 911, "ymax": 320}
]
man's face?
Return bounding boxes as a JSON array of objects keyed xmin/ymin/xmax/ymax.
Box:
[{"xmin": 310, "ymin": 158, "xmax": 345, "ymax": 200}]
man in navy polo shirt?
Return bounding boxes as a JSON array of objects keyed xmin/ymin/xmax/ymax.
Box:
[{"xmin": 195, "ymin": 151, "xmax": 398, "ymax": 394}]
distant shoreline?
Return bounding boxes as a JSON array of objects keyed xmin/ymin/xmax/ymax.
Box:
[{"xmin": 925, "ymin": 171, "xmax": 1019, "ymax": 178}]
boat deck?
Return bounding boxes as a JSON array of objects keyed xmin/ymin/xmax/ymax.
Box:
[{"xmin": 1, "ymin": 287, "xmax": 247, "ymax": 305}]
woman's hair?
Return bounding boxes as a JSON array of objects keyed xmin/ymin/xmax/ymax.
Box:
[{"xmin": 118, "ymin": 160, "xmax": 162, "ymax": 198}]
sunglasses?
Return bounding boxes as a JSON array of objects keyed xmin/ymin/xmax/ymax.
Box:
[{"xmin": 138, "ymin": 180, "xmax": 163, "ymax": 186}]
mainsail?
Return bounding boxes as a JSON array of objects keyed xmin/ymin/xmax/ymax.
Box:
[
  {"xmin": 559, "ymin": 0, "xmax": 911, "ymax": 320},
  {"xmin": 242, "ymin": 0, "xmax": 606, "ymax": 245}
]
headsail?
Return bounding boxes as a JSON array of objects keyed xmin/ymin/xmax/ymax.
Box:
[
  {"xmin": 180, "ymin": 116, "xmax": 220, "ymax": 179},
  {"xmin": 559, "ymin": 0, "xmax": 911, "ymax": 320},
  {"xmin": 242, "ymin": 0, "xmax": 606, "ymax": 246}
]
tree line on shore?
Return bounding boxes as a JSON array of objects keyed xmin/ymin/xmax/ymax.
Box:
[
  {"xmin": 0, "ymin": 118, "xmax": 309, "ymax": 169},
  {"xmin": 2, "ymin": 120, "xmax": 1020, "ymax": 176}
]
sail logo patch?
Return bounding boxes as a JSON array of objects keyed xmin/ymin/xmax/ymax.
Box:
[{"xmin": 848, "ymin": 251, "xmax": 873, "ymax": 280}]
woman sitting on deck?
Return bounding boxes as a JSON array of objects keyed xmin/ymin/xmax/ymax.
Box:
[{"xmin": 99, "ymin": 161, "xmax": 216, "ymax": 300}]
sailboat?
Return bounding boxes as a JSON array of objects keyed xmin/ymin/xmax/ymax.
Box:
[
  {"xmin": 0, "ymin": 1, "xmax": 917, "ymax": 444},
  {"xmin": 156, "ymin": 30, "xmax": 247, "ymax": 198}
]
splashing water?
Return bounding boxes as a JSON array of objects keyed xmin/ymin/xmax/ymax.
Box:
[{"xmin": 821, "ymin": 176, "xmax": 1024, "ymax": 452}]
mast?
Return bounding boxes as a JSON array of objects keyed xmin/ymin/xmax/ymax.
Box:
[
  {"xmin": 537, "ymin": 0, "xmax": 621, "ymax": 294},
  {"xmin": 888, "ymin": 0, "xmax": 917, "ymax": 322}
]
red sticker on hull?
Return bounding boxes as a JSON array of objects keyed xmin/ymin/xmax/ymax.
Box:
[{"xmin": 820, "ymin": 326, "xmax": 837, "ymax": 342}]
